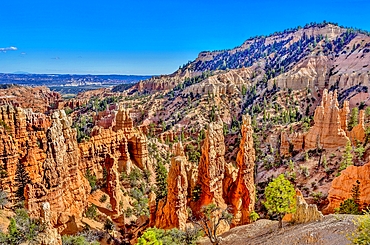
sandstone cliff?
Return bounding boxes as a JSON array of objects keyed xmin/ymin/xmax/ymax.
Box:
[
  {"xmin": 0, "ymin": 104, "xmax": 151, "ymax": 235},
  {"xmin": 25, "ymin": 110, "xmax": 91, "ymax": 233},
  {"xmin": 348, "ymin": 109, "xmax": 366, "ymax": 143},
  {"xmin": 326, "ymin": 161, "xmax": 370, "ymax": 213}
]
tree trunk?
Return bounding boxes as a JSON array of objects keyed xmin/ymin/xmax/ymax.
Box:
[{"xmin": 278, "ymin": 215, "xmax": 283, "ymax": 228}]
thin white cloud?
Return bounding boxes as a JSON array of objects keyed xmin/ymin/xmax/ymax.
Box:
[{"xmin": 0, "ymin": 46, "xmax": 18, "ymax": 52}]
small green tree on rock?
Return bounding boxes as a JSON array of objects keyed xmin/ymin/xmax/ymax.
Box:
[
  {"xmin": 264, "ymin": 174, "xmax": 296, "ymax": 228},
  {"xmin": 190, "ymin": 204, "xmax": 233, "ymax": 245}
]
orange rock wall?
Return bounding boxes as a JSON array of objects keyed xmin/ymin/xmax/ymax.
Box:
[{"xmin": 326, "ymin": 162, "xmax": 370, "ymax": 213}]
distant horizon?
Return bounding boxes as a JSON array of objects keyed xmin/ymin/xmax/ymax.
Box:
[
  {"xmin": 1, "ymin": 0, "xmax": 370, "ymax": 74},
  {"xmin": 2, "ymin": 72, "xmax": 157, "ymax": 76}
]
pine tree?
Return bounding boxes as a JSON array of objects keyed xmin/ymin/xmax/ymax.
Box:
[
  {"xmin": 348, "ymin": 107, "xmax": 359, "ymax": 131},
  {"xmin": 340, "ymin": 141, "xmax": 353, "ymax": 171},
  {"xmin": 15, "ymin": 161, "xmax": 31, "ymax": 201},
  {"xmin": 155, "ymin": 162, "xmax": 168, "ymax": 201}
]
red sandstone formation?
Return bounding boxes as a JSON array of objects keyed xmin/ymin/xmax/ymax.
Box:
[
  {"xmin": 154, "ymin": 142, "xmax": 189, "ymax": 230},
  {"xmin": 348, "ymin": 110, "xmax": 366, "ymax": 143},
  {"xmin": 326, "ymin": 162, "xmax": 370, "ymax": 213},
  {"xmin": 25, "ymin": 110, "xmax": 91, "ymax": 233},
  {"xmin": 280, "ymin": 131, "xmax": 305, "ymax": 156},
  {"xmin": 281, "ymin": 89, "xmax": 366, "ymax": 155},
  {"xmin": 0, "ymin": 103, "xmax": 151, "ymax": 234},
  {"xmin": 194, "ymin": 118, "xmax": 227, "ymax": 210},
  {"xmin": 227, "ymin": 115, "xmax": 255, "ymax": 225}
]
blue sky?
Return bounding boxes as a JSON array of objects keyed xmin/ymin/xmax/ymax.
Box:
[{"xmin": 0, "ymin": 0, "xmax": 369, "ymax": 75}]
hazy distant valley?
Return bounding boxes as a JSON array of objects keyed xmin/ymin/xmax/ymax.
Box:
[{"xmin": 0, "ymin": 73, "xmax": 152, "ymax": 97}]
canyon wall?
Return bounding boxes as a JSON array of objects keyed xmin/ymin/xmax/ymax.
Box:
[
  {"xmin": 0, "ymin": 105, "xmax": 150, "ymax": 234},
  {"xmin": 326, "ymin": 162, "xmax": 370, "ymax": 213}
]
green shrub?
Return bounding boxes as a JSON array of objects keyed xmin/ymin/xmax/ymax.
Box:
[
  {"xmin": 348, "ymin": 209, "xmax": 370, "ymax": 244},
  {"xmin": 249, "ymin": 211, "xmax": 260, "ymax": 222},
  {"xmin": 62, "ymin": 235, "xmax": 100, "ymax": 245},
  {"xmin": 99, "ymin": 194, "xmax": 108, "ymax": 203},
  {"xmin": 137, "ymin": 227, "xmax": 200, "ymax": 245},
  {"xmin": 85, "ymin": 169, "xmax": 97, "ymax": 192},
  {"xmin": 0, "ymin": 208, "xmax": 43, "ymax": 244},
  {"xmin": 85, "ymin": 204, "xmax": 97, "ymax": 219}
]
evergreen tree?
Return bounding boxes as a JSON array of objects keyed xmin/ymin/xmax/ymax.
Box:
[
  {"xmin": 340, "ymin": 141, "xmax": 353, "ymax": 171},
  {"xmin": 348, "ymin": 107, "xmax": 359, "ymax": 131},
  {"xmin": 264, "ymin": 174, "xmax": 296, "ymax": 228},
  {"xmin": 14, "ymin": 161, "xmax": 31, "ymax": 201},
  {"xmin": 155, "ymin": 162, "xmax": 168, "ymax": 201}
]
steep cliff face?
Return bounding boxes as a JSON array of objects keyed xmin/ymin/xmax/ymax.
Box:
[
  {"xmin": 305, "ymin": 89, "xmax": 350, "ymax": 150},
  {"xmin": 194, "ymin": 118, "xmax": 227, "ymax": 210},
  {"xmin": 227, "ymin": 115, "xmax": 255, "ymax": 226},
  {"xmin": 154, "ymin": 142, "xmax": 189, "ymax": 230},
  {"xmin": 271, "ymin": 56, "xmax": 330, "ymax": 91},
  {"xmin": 0, "ymin": 105, "xmax": 47, "ymax": 201},
  {"xmin": 0, "ymin": 104, "xmax": 151, "ymax": 235},
  {"xmin": 25, "ymin": 110, "xmax": 91, "ymax": 234},
  {"xmin": 326, "ymin": 162, "xmax": 370, "ymax": 213}
]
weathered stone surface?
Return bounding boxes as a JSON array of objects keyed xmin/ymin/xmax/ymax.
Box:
[
  {"xmin": 114, "ymin": 106, "xmax": 133, "ymax": 132},
  {"xmin": 154, "ymin": 142, "xmax": 189, "ymax": 230},
  {"xmin": 349, "ymin": 110, "xmax": 366, "ymax": 143},
  {"xmin": 34, "ymin": 202, "xmax": 62, "ymax": 245},
  {"xmin": 326, "ymin": 162, "xmax": 370, "ymax": 213},
  {"xmin": 183, "ymin": 68, "xmax": 254, "ymax": 97},
  {"xmin": 305, "ymin": 89, "xmax": 350, "ymax": 150},
  {"xmin": 0, "ymin": 86, "xmax": 62, "ymax": 113},
  {"xmin": 194, "ymin": 118, "xmax": 227, "ymax": 210},
  {"xmin": 339, "ymin": 101, "xmax": 350, "ymax": 132},
  {"xmin": 280, "ymin": 131, "xmax": 305, "ymax": 156},
  {"xmin": 271, "ymin": 56, "xmax": 329, "ymax": 90},
  {"xmin": 227, "ymin": 115, "xmax": 255, "ymax": 226},
  {"xmin": 284, "ymin": 190, "xmax": 323, "ymax": 224},
  {"xmin": 25, "ymin": 110, "xmax": 91, "ymax": 234}
]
